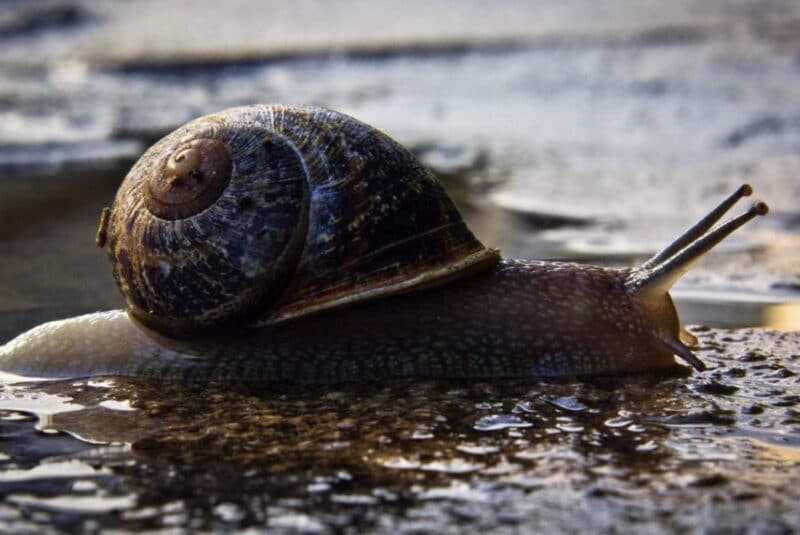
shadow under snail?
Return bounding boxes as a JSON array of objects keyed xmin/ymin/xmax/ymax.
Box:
[{"xmin": 0, "ymin": 105, "xmax": 769, "ymax": 382}]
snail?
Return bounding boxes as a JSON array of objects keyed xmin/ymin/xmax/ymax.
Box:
[{"xmin": 0, "ymin": 105, "xmax": 769, "ymax": 382}]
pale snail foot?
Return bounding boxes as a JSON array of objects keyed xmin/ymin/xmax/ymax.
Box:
[{"xmin": 0, "ymin": 311, "xmax": 195, "ymax": 380}]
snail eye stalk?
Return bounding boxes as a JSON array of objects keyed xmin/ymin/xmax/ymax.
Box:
[{"xmin": 627, "ymin": 184, "xmax": 768, "ymax": 294}]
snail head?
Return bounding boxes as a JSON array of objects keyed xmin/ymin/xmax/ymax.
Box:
[{"xmin": 625, "ymin": 185, "xmax": 769, "ymax": 371}]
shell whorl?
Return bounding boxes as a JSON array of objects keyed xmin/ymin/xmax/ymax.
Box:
[
  {"xmin": 104, "ymin": 105, "xmax": 496, "ymax": 337},
  {"xmin": 144, "ymin": 138, "xmax": 233, "ymax": 220}
]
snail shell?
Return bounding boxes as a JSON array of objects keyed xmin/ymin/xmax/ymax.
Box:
[{"xmin": 104, "ymin": 106, "xmax": 498, "ymax": 337}]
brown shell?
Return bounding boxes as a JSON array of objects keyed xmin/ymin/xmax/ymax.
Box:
[{"xmin": 103, "ymin": 105, "xmax": 498, "ymax": 337}]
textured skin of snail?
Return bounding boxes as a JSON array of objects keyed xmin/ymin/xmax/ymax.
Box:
[
  {"xmin": 0, "ymin": 105, "xmax": 768, "ymax": 382},
  {"xmin": 0, "ymin": 260, "xmax": 676, "ymax": 381}
]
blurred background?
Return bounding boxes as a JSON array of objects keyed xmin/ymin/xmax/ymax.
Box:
[{"xmin": 1, "ymin": 0, "xmax": 799, "ymax": 341}]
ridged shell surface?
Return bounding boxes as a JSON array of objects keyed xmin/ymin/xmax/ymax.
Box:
[{"xmin": 106, "ymin": 105, "xmax": 495, "ymax": 336}]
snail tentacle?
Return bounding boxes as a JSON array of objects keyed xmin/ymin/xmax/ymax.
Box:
[
  {"xmin": 638, "ymin": 184, "xmax": 753, "ymax": 271},
  {"xmin": 627, "ymin": 197, "xmax": 768, "ymax": 293}
]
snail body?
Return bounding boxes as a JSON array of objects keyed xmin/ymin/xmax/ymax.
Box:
[{"xmin": 0, "ymin": 105, "xmax": 768, "ymax": 382}]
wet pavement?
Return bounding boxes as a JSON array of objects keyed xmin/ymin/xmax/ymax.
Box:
[
  {"xmin": 0, "ymin": 0, "xmax": 799, "ymax": 532},
  {"xmin": 0, "ymin": 329, "xmax": 798, "ymax": 532}
]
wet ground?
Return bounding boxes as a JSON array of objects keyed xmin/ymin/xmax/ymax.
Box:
[
  {"xmin": 0, "ymin": 0, "xmax": 799, "ymax": 532},
  {"xmin": 0, "ymin": 329, "xmax": 798, "ymax": 532}
]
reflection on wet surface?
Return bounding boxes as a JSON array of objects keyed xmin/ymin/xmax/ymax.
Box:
[
  {"xmin": 766, "ymin": 302, "xmax": 800, "ymax": 331},
  {"xmin": 0, "ymin": 329, "xmax": 797, "ymax": 532}
]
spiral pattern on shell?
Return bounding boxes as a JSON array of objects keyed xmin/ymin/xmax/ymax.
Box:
[{"xmin": 103, "ymin": 105, "xmax": 497, "ymax": 337}]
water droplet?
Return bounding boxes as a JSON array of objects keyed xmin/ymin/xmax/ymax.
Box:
[
  {"xmin": 513, "ymin": 400, "xmax": 536, "ymax": 413},
  {"xmin": 556, "ymin": 422, "xmax": 584, "ymax": 433},
  {"xmin": 87, "ymin": 379, "xmax": 115, "ymax": 389},
  {"xmin": 419, "ymin": 482, "xmax": 489, "ymax": 502},
  {"xmin": 515, "ymin": 447, "xmax": 581, "ymax": 462},
  {"xmin": 649, "ymin": 403, "xmax": 737, "ymax": 427},
  {"xmin": 604, "ymin": 416, "xmax": 633, "ymax": 428},
  {"xmin": 410, "ymin": 426, "xmax": 434, "ymax": 440},
  {"xmin": 456, "ymin": 444, "xmax": 500, "ymax": 456},
  {"xmin": 0, "ymin": 411, "xmax": 33, "ymax": 421},
  {"xmin": 546, "ymin": 396, "xmax": 587, "ymax": 412},
  {"xmin": 482, "ymin": 462, "xmax": 522, "ymax": 476},
  {"xmin": 381, "ymin": 457, "xmax": 420, "ymax": 470},
  {"xmin": 331, "ymin": 494, "xmax": 378, "ymax": 506},
  {"xmin": 474, "ymin": 414, "xmax": 532, "ymax": 432},
  {"xmin": 213, "ymin": 502, "xmax": 244, "ymax": 522},
  {"xmin": 323, "ymin": 441, "xmax": 350, "ymax": 450},
  {"xmin": 635, "ymin": 440, "xmax": 658, "ymax": 452},
  {"xmin": 72, "ymin": 480, "xmax": 97, "ymax": 492},
  {"xmin": 421, "ymin": 459, "xmax": 481, "ymax": 474},
  {"xmin": 307, "ymin": 483, "xmax": 331, "ymax": 494},
  {"xmin": 99, "ymin": 400, "xmax": 135, "ymax": 412}
]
